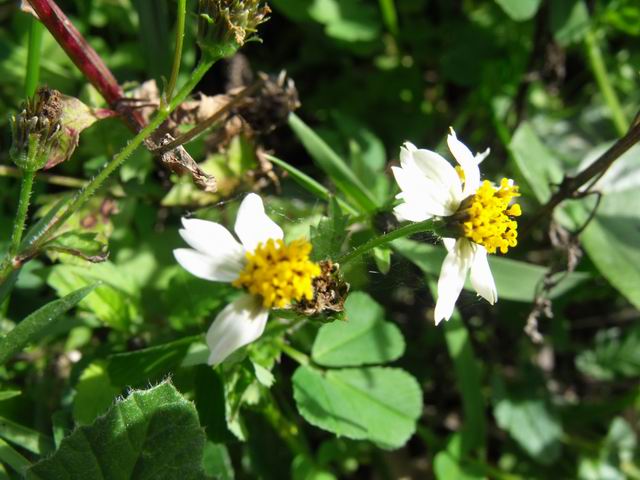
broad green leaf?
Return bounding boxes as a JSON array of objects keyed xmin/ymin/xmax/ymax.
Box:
[
  {"xmin": 292, "ymin": 366, "xmax": 421, "ymax": 449},
  {"xmin": 509, "ymin": 122, "xmax": 564, "ymax": 203},
  {"xmin": 27, "ymin": 382, "xmax": 206, "ymax": 480},
  {"xmin": 202, "ymin": 442, "xmax": 234, "ymax": 480},
  {"xmin": 494, "ymin": 0, "xmax": 542, "ymax": 21},
  {"xmin": 73, "ymin": 362, "xmax": 120, "ymax": 425},
  {"xmin": 568, "ymin": 199, "xmax": 640, "ymax": 309},
  {"xmin": 0, "ymin": 416, "xmax": 54, "ymax": 455},
  {"xmin": 107, "ymin": 336, "xmax": 198, "ymax": 387},
  {"xmin": 310, "ymin": 197, "xmax": 349, "ymax": 261},
  {"xmin": 312, "ymin": 292, "xmax": 404, "ymax": 367},
  {"xmin": 550, "ymin": 0, "xmax": 590, "ymax": 46},
  {"xmin": 393, "ymin": 238, "xmax": 589, "ymax": 302},
  {"xmin": 0, "ymin": 285, "xmax": 96, "ymax": 366},
  {"xmin": 47, "ymin": 263, "xmax": 139, "ymax": 331},
  {"xmin": 576, "ymin": 326, "xmax": 640, "ymax": 380},
  {"xmin": 289, "ymin": 113, "xmax": 378, "ymax": 213},
  {"xmin": 373, "ymin": 246, "xmax": 391, "ymax": 275},
  {"xmin": 563, "ymin": 144, "xmax": 640, "ymax": 308},
  {"xmin": 494, "ymin": 394, "xmax": 563, "ymax": 465}
]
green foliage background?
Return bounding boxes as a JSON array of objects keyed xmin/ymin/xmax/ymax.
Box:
[{"xmin": 0, "ymin": 0, "xmax": 639, "ymax": 478}]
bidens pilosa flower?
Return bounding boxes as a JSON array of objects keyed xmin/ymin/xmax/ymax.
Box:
[
  {"xmin": 174, "ymin": 193, "xmax": 320, "ymax": 365},
  {"xmin": 392, "ymin": 128, "xmax": 521, "ymax": 324}
]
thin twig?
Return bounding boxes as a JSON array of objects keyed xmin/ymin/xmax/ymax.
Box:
[
  {"xmin": 524, "ymin": 120, "xmax": 640, "ymax": 232},
  {"xmin": 154, "ymin": 79, "xmax": 264, "ymax": 154}
]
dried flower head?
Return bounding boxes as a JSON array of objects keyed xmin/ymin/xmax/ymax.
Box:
[{"xmin": 10, "ymin": 87, "xmax": 63, "ymax": 172}]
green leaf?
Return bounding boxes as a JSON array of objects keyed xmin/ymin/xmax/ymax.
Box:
[
  {"xmin": 292, "ymin": 455, "xmax": 336, "ymax": 480},
  {"xmin": 194, "ymin": 366, "xmax": 233, "ymax": 444},
  {"xmin": 292, "ymin": 366, "xmax": 421, "ymax": 449},
  {"xmin": 202, "ymin": 442, "xmax": 234, "ymax": 479},
  {"xmin": 47, "ymin": 263, "xmax": 139, "ymax": 331},
  {"xmin": 494, "ymin": 0, "xmax": 542, "ymax": 21},
  {"xmin": 0, "ymin": 390, "xmax": 20, "ymax": 402},
  {"xmin": 428, "ymin": 278, "xmax": 485, "ymax": 455},
  {"xmin": 311, "ymin": 292, "xmax": 404, "ymax": 367},
  {"xmin": 576, "ymin": 326, "xmax": 640, "ymax": 380},
  {"xmin": 393, "ymin": 238, "xmax": 589, "ymax": 302},
  {"xmin": 266, "ymin": 154, "xmax": 358, "ymax": 216},
  {"xmin": 509, "ymin": 122, "xmax": 564, "ymax": 204},
  {"xmin": 310, "ymin": 197, "xmax": 349, "ymax": 261},
  {"xmin": 27, "ymin": 382, "xmax": 207, "ymax": 480},
  {"xmin": 0, "ymin": 438, "xmax": 31, "ymax": 476},
  {"xmin": 44, "ymin": 231, "xmax": 108, "ymax": 263},
  {"xmin": 0, "ymin": 416, "xmax": 54, "ymax": 455},
  {"xmin": 107, "ymin": 336, "xmax": 198, "ymax": 387},
  {"xmin": 289, "ymin": 113, "xmax": 378, "ymax": 212},
  {"xmin": 550, "ymin": 0, "xmax": 590, "ymax": 46},
  {"xmin": 493, "ymin": 391, "xmax": 563, "ymax": 465},
  {"xmin": 73, "ymin": 362, "xmax": 120, "ymax": 425},
  {"xmin": 0, "ymin": 285, "xmax": 96, "ymax": 366}
]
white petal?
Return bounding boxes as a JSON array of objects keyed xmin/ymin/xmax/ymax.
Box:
[
  {"xmin": 475, "ymin": 147, "xmax": 490, "ymax": 164},
  {"xmin": 442, "ymin": 237, "xmax": 457, "ymax": 253},
  {"xmin": 174, "ymin": 248, "xmax": 243, "ymax": 282},
  {"xmin": 447, "ymin": 128, "xmax": 481, "ymax": 196},
  {"xmin": 393, "ymin": 202, "xmax": 434, "ymax": 223},
  {"xmin": 434, "ymin": 239, "xmax": 473, "ymax": 325},
  {"xmin": 234, "ymin": 193, "xmax": 283, "ymax": 252},
  {"xmin": 411, "ymin": 148, "xmax": 462, "ymax": 200},
  {"xmin": 470, "ymin": 246, "xmax": 497, "ymax": 304},
  {"xmin": 180, "ymin": 217, "xmax": 245, "ymax": 261},
  {"xmin": 391, "ymin": 166, "xmax": 454, "ymax": 217},
  {"xmin": 206, "ymin": 294, "xmax": 269, "ymax": 365}
]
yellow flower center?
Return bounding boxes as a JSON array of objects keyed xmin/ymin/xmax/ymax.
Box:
[
  {"xmin": 232, "ymin": 238, "xmax": 321, "ymax": 309},
  {"xmin": 457, "ymin": 178, "xmax": 522, "ymax": 254}
]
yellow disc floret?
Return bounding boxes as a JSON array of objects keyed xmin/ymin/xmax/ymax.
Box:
[
  {"xmin": 457, "ymin": 178, "xmax": 522, "ymax": 254},
  {"xmin": 233, "ymin": 239, "xmax": 321, "ymax": 309}
]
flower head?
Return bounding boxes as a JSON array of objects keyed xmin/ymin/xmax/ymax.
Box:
[
  {"xmin": 197, "ymin": 0, "xmax": 271, "ymax": 59},
  {"xmin": 392, "ymin": 128, "xmax": 522, "ymax": 324},
  {"xmin": 174, "ymin": 193, "xmax": 320, "ymax": 365}
]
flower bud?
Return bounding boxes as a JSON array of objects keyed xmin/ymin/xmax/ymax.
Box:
[
  {"xmin": 9, "ymin": 87, "xmax": 63, "ymax": 172},
  {"xmin": 197, "ymin": 0, "xmax": 270, "ymax": 59}
]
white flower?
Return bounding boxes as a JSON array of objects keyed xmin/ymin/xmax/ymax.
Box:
[
  {"xmin": 174, "ymin": 193, "xmax": 319, "ymax": 365},
  {"xmin": 392, "ymin": 128, "xmax": 521, "ymax": 325}
]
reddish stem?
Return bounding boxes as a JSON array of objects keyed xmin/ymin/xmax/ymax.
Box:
[{"xmin": 27, "ymin": 0, "xmax": 124, "ymax": 107}]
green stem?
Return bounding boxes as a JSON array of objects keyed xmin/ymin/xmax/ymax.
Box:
[
  {"xmin": 9, "ymin": 170, "xmax": 35, "ymax": 256},
  {"xmin": 164, "ymin": 0, "xmax": 186, "ymax": 103},
  {"xmin": 378, "ymin": 0, "xmax": 399, "ymax": 35},
  {"xmin": 278, "ymin": 341, "xmax": 310, "ymax": 366},
  {"xmin": 335, "ymin": 219, "xmax": 437, "ymax": 265},
  {"xmin": 584, "ymin": 29, "xmax": 628, "ymax": 136},
  {"xmin": 34, "ymin": 58, "xmax": 216, "ymax": 248},
  {"xmin": 25, "ymin": 18, "xmax": 44, "ymax": 98}
]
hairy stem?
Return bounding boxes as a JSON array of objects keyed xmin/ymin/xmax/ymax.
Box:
[
  {"xmin": 335, "ymin": 219, "xmax": 437, "ymax": 265},
  {"xmin": 34, "ymin": 59, "xmax": 215, "ymax": 247},
  {"xmin": 9, "ymin": 170, "xmax": 36, "ymax": 257}
]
